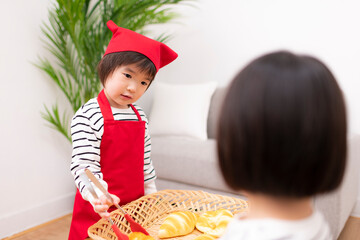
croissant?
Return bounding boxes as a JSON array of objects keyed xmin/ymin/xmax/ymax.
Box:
[
  {"xmin": 158, "ymin": 211, "xmax": 198, "ymax": 238},
  {"xmin": 128, "ymin": 232, "xmax": 155, "ymax": 240},
  {"xmin": 196, "ymin": 209, "xmax": 233, "ymax": 237},
  {"xmin": 193, "ymin": 234, "xmax": 217, "ymax": 240}
]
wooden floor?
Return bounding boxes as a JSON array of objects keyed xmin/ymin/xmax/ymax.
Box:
[
  {"xmin": 3, "ymin": 214, "xmax": 360, "ymax": 240},
  {"xmin": 3, "ymin": 214, "xmax": 72, "ymax": 240}
]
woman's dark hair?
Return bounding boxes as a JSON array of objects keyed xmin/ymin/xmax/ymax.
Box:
[
  {"xmin": 97, "ymin": 51, "xmax": 157, "ymax": 86},
  {"xmin": 217, "ymin": 50, "xmax": 347, "ymax": 198}
]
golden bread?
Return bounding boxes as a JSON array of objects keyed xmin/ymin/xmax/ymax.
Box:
[
  {"xmin": 158, "ymin": 211, "xmax": 198, "ymax": 238},
  {"xmin": 193, "ymin": 234, "xmax": 217, "ymax": 240},
  {"xmin": 128, "ymin": 232, "xmax": 155, "ymax": 240},
  {"xmin": 195, "ymin": 209, "xmax": 233, "ymax": 237}
]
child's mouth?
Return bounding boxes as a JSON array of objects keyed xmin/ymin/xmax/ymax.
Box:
[{"xmin": 121, "ymin": 94, "xmax": 132, "ymax": 100}]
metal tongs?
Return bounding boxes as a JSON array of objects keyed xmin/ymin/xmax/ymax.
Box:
[
  {"xmin": 85, "ymin": 169, "xmax": 150, "ymax": 235},
  {"xmin": 80, "ymin": 171, "xmax": 129, "ymax": 240}
]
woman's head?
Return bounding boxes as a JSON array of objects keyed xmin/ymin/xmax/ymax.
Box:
[
  {"xmin": 98, "ymin": 51, "xmax": 157, "ymax": 87},
  {"xmin": 217, "ymin": 50, "xmax": 347, "ymax": 198}
]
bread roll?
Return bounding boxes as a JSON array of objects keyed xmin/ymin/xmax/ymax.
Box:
[
  {"xmin": 128, "ymin": 232, "xmax": 155, "ymax": 240},
  {"xmin": 196, "ymin": 209, "xmax": 233, "ymax": 237},
  {"xmin": 193, "ymin": 234, "xmax": 217, "ymax": 240},
  {"xmin": 158, "ymin": 211, "xmax": 198, "ymax": 238}
]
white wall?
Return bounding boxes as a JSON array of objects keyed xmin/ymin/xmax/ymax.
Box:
[
  {"xmin": 1, "ymin": 0, "xmax": 360, "ymax": 238},
  {"xmin": 150, "ymin": 0, "xmax": 360, "ymax": 134},
  {"xmin": 0, "ymin": 0, "xmax": 75, "ymax": 238}
]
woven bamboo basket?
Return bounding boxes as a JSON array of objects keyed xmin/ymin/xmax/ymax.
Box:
[{"xmin": 88, "ymin": 189, "xmax": 248, "ymax": 240}]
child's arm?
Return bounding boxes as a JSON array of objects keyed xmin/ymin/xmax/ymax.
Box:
[
  {"xmin": 70, "ymin": 103, "xmax": 108, "ymax": 202},
  {"xmin": 144, "ymin": 180, "xmax": 157, "ymax": 194},
  {"xmin": 142, "ymin": 112, "xmax": 157, "ymax": 194}
]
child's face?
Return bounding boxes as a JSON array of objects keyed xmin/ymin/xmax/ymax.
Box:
[{"xmin": 104, "ymin": 63, "xmax": 152, "ymax": 108}]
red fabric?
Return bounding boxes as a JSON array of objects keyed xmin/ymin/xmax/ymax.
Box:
[
  {"xmin": 68, "ymin": 89, "xmax": 145, "ymax": 239},
  {"xmin": 104, "ymin": 20, "xmax": 178, "ymax": 71}
]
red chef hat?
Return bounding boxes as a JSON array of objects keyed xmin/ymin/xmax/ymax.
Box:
[{"xmin": 104, "ymin": 20, "xmax": 178, "ymax": 72}]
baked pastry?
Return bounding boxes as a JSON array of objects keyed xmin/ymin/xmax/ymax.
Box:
[
  {"xmin": 158, "ymin": 211, "xmax": 198, "ymax": 238},
  {"xmin": 128, "ymin": 232, "xmax": 155, "ymax": 240},
  {"xmin": 196, "ymin": 209, "xmax": 233, "ymax": 237},
  {"xmin": 193, "ymin": 234, "xmax": 217, "ymax": 240}
]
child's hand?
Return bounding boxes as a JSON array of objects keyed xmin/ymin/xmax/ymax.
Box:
[{"xmin": 92, "ymin": 194, "xmax": 120, "ymax": 219}]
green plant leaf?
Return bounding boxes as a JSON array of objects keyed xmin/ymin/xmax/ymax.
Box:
[{"xmin": 41, "ymin": 104, "xmax": 71, "ymax": 142}]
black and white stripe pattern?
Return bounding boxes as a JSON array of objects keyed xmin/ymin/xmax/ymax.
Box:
[{"xmin": 70, "ymin": 98, "xmax": 156, "ymax": 197}]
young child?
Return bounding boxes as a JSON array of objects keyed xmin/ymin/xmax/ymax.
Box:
[
  {"xmin": 217, "ymin": 51, "xmax": 347, "ymax": 239},
  {"xmin": 68, "ymin": 20, "xmax": 178, "ymax": 239}
]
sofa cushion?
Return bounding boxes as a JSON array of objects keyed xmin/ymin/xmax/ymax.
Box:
[
  {"xmin": 151, "ymin": 136, "xmax": 239, "ymax": 194},
  {"xmin": 149, "ymin": 81, "xmax": 217, "ymax": 140}
]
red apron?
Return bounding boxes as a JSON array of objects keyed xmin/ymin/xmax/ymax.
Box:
[{"xmin": 68, "ymin": 89, "xmax": 145, "ymax": 239}]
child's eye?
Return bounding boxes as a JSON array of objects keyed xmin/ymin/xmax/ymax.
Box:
[
  {"xmin": 141, "ymin": 81, "xmax": 148, "ymax": 86},
  {"xmin": 123, "ymin": 73, "xmax": 132, "ymax": 79}
]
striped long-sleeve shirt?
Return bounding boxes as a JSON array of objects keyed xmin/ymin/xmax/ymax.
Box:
[{"xmin": 70, "ymin": 97, "xmax": 156, "ymax": 201}]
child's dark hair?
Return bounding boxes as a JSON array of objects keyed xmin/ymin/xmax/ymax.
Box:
[
  {"xmin": 217, "ymin": 51, "xmax": 347, "ymax": 198},
  {"xmin": 97, "ymin": 51, "xmax": 157, "ymax": 86}
]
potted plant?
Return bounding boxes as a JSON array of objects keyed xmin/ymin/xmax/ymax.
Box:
[{"xmin": 37, "ymin": 0, "xmax": 187, "ymax": 141}]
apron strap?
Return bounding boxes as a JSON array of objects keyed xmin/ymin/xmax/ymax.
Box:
[
  {"xmin": 98, "ymin": 89, "xmax": 114, "ymax": 121},
  {"xmin": 130, "ymin": 104, "xmax": 142, "ymax": 121},
  {"xmin": 98, "ymin": 89, "xmax": 142, "ymax": 122}
]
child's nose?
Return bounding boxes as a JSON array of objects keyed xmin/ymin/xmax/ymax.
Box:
[{"xmin": 127, "ymin": 83, "xmax": 136, "ymax": 92}]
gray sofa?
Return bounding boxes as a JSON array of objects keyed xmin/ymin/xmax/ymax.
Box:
[{"xmin": 147, "ymin": 88, "xmax": 360, "ymax": 239}]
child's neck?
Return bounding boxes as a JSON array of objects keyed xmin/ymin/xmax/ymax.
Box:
[{"xmin": 244, "ymin": 192, "xmax": 313, "ymax": 220}]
